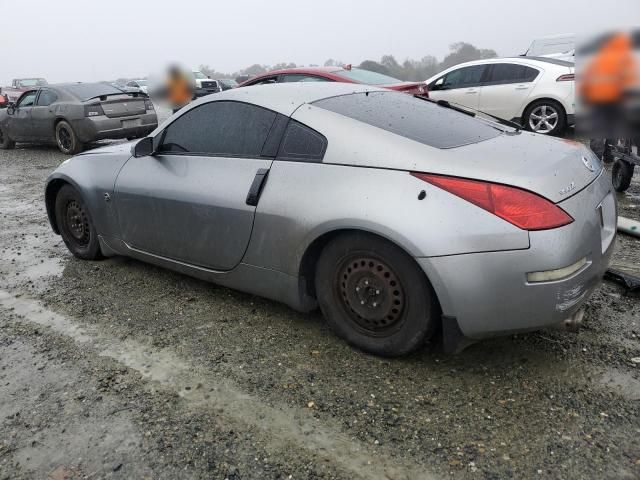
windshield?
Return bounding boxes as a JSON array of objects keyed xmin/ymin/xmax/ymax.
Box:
[
  {"xmin": 219, "ymin": 79, "xmax": 238, "ymax": 87},
  {"xmin": 136, "ymin": 80, "xmax": 148, "ymax": 86},
  {"xmin": 333, "ymin": 68, "xmax": 402, "ymax": 85},
  {"xmin": 314, "ymin": 91, "xmax": 500, "ymax": 149},
  {"xmin": 63, "ymin": 83, "xmax": 125, "ymax": 100},
  {"xmin": 193, "ymin": 71, "xmax": 207, "ymax": 79},
  {"xmin": 18, "ymin": 78, "xmax": 47, "ymax": 87}
]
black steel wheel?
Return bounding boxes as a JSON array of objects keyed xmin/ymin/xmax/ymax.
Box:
[
  {"xmin": 0, "ymin": 125, "xmax": 15, "ymax": 149},
  {"xmin": 55, "ymin": 121, "xmax": 84, "ymax": 155},
  {"xmin": 612, "ymin": 159, "xmax": 634, "ymax": 192},
  {"xmin": 316, "ymin": 232, "xmax": 439, "ymax": 357},
  {"xmin": 55, "ymin": 184, "xmax": 102, "ymax": 260}
]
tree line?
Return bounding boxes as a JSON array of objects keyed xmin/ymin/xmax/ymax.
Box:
[{"xmin": 199, "ymin": 42, "xmax": 498, "ymax": 82}]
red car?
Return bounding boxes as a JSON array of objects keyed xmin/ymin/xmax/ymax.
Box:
[{"xmin": 238, "ymin": 65, "xmax": 428, "ymax": 96}]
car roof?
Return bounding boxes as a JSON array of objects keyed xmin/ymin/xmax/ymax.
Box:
[
  {"xmin": 185, "ymin": 82, "xmax": 386, "ymax": 117},
  {"xmin": 256, "ymin": 66, "xmax": 344, "ymax": 77}
]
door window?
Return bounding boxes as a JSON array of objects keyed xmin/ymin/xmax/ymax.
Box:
[
  {"xmin": 158, "ymin": 101, "xmax": 276, "ymax": 157},
  {"xmin": 36, "ymin": 90, "xmax": 58, "ymax": 106},
  {"xmin": 17, "ymin": 91, "xmax": 38, "ymax": 107},
  {"xmin": 437, "ymin": 65, "xmax": 486, "ymax": 90},
  {"xmin": 281, "ymin": 75, "xmax": 331, "ymax": 83},
  {"xmin": 485, "ymin": 64, "xmax": 539, "ymax": 85},
  {"xmin": 250, "ymin": 76, "xmax": 279, "ymax": 85}
]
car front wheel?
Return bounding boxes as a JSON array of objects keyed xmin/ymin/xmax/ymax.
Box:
[
  {"xmin": 55, "ymin": 184, "xmax": 102, "ymax": 260},
  {"xmin": 315, "ymin": 233, "xmax": 439, "ymax": 357},
  {"xmin": 55, "ymin": 121, "xmax": 84, "ymax": 155},
  {"xmin": 612, "ymin": 159, "xmax": 634, "ymax": 192},
  {"xmin": 0, "ymin": 125, "xmax": 15, "ymax": 149},
  {"xmin": 523, "ymin": 100, "xmax": 566, "ymax": 136}
]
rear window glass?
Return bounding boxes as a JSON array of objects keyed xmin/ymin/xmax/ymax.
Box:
[
  {"xmin": 313, "ymin": 91, "xmax": 501, "ymax": 149},
  {"xmin": 333, "ymin": 68, "xmax": 402, "ymax": 85},
  {"xmin": 63, "ymin": 83, "xmax": 124, "ymax": 100}
]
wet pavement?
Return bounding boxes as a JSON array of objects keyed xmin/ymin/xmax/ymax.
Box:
[{"xmin": 0, "ymin": 144, "xmax": 639, "ymax": 479}]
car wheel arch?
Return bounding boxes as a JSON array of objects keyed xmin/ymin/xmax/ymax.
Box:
[
  {"xmin": 297, "ymin": 228, "xmax": 443, "ymax": 314},
  {"xmin": 521, "ymin": 96, "xmax": 567, "ymax": 120},
  {"xmin": 45, "ymin": 176, "xmax": 85, "ymax": 235}
]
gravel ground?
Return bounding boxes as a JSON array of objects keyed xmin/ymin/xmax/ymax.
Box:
[{"xmin": 0, "ymin": 141, "xmax": 639, "ymax": 480}]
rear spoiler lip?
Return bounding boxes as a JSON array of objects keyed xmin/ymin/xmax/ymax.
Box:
[{"xmin": 83, "ymin": 91, "xmax": 149, "ymax": 102}]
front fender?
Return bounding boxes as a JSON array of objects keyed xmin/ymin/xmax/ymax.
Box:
[{"xmin": 45, "ymin": 149, "xmax": 132, "ymax": 237}]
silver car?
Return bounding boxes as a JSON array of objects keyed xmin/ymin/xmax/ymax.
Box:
[{"xmin": 44, "ymin": 83, "xmax": 616, "ymax": 356}]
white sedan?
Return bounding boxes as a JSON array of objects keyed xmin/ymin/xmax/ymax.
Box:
[{"xmin": 425, "ymin": 57, "xmax": 575, "ymax": 135}]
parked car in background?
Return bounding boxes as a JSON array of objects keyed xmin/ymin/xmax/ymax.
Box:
[
  {"xmin": 44, "ymin": 83, "xmax": 613, "ymax": 356},
  {"xmin": 239, "ymin": 66, "xmax": 428, "ymax": 95},
  {"xmin": 425, "ymin": 57, "xmax": 575, "ymax": 135},
  {"xmin": 3, "ymin": 78, "xmax": 48, "ymax": 102},
  {"xmin": 0, "ymin": 82, "xmax": 157, "ymax": 154},
  {"xmin": 192, "ymin": 70, "xmax": 221, "ymax": 97},
  {"xmin": 125, "ymin": 79, "xmax": 149, "ymax": 94},
  {"xmin": 525, "ymin": 33, "xmax": 575, "ymax": 62},
  {"xmin": 0, "ymin": 93, "xmax": 8, "ymax": 108},
  {"xmin": 217, "ymin": 78, "xmax": 238, "ymax": 90}
]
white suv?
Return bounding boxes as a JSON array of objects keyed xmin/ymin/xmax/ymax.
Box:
[{"xmin": 425, "ymin": 57, "xmax": 575, "ymax": 135}]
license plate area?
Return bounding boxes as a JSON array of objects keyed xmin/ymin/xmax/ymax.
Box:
[
  {"xmin": 121, "ymin": 118, "xmax": 141, "ymax": 129},
  {"xmin": 598, "ymin": 192, "xmax": 616, "ymax": 253}
]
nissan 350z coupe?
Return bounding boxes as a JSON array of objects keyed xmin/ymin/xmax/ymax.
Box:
[{"xmin": 45, "ymin": 83, "xmax": 616, "ymax": 356}]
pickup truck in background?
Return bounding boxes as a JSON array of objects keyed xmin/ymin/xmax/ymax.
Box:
[
  {"xmin": 191, "ymin": 70, "xmax": 221, "ymax": 98},
  {"xmin": 2, "ymin": 78, "xmax": 48, "ymax": 103}
]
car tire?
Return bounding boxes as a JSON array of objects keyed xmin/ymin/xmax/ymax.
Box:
[
  {"xmin": 0, "ymin": 125, "xmax": 15, "ymax": 149},
  {"xmin": 315, "ymin": 232, "xmax": 439, "ymax": 357},
  {"xmin": 523, "ymin": 100, "xmax": 566, "ymax": 136},
  {"xmin": 55, "ymin": 121, "xmax": 84, "ymax": 155},
  {"xmin": 612, "ymin": 159, "xmax": 634, "ymax": 193},
  {"xmin": 55, "ymin": 184, "xmax": 103, "ymax": 260}
]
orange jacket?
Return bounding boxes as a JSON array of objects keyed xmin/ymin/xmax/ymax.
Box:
[
  {"xmin": 168, "ymin": 75, "xmax": 192, "ymax": 106},
  {"xmin": 580, "ymin": 32, "xmax": 637, "ymax": 104}
]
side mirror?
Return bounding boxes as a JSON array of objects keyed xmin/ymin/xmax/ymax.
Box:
[
  {"xmin": 7, "ymin": 104, "xmax": 15, "ymax": 115},
  {"xmin": 133, "ymin": 136, "xmax": 154, "ymax": 157}
]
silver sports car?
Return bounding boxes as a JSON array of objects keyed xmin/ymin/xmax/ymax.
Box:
[{"xmin": 44, "ymin": 83, "xmax": 616, "ymax": 356}]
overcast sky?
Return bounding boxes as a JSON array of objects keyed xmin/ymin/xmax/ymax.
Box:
[{"xmin": 1, "ymin": 0, "xmax": 638, "ymax": 85}]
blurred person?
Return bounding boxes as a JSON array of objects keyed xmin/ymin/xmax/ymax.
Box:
[
  {"xmin": 579, "ymin": 31, "xmax": 638, "ymax": 160},
  {"xmin": 166, "ymin": 65, "xmax": 193, "ymax": 114}
]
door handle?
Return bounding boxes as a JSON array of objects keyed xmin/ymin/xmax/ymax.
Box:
[
  {"xmin": 515, "ymin": 85, "xmax": 529, "ymax": 90},
  {"xmin": 465, "ymin": 89, "xmax": 477, "ymax": 94},
  {"xmin": 246, "ymin": 168, "xmax": 270, "ymax": 206}
]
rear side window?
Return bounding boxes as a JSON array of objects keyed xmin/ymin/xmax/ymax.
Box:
[
  {"xmin": 277, "ymin": 120, "xmax": 327, "ymax": 162},
  {"xmin": 486, "ymin": 64, "xmax": 539, "ymax": 85},
  {"xmin": 314, "ymin": 91, "xmax": 500, "ymax": 149},
  {"xmin": 159, "ymin": 101, "xmax": 276, "ymax": 157},
  {"xmin": 36, "ymin": 90, "xmax": 58, "ymax": 106},
  {"xmin": 281, "ymin": 75, "xmax": 331, "ymax": 83}
]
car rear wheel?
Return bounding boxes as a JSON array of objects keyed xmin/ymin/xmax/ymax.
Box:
[
  {"xmin": 55, "ymin": 121, "xmax": 84, "ymax": 155},
  {"xmin": 523, "ymin": 100, "xmax": 566, "ymax": 136},
  {"xmin": 55, "ymin": 184, "xmax": 102, "ymax": 260},
  {"xmin": 0, "ymin": 126, "xmax": 15, "ymax": 149},
  {"xmin": 612, "ymin": 159, "xmax": 634, "ymax": 192},
  {"xmin": 315, "ymin": 233, "xmax": 438, "ymax": 357}
]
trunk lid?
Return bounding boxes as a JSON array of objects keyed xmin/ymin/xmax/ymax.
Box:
[
  {"xmin": 94, "ymin": 95, "xmax": 146, "ymax": 118},
  {"xmin": 433, "ymin": 132, "xmax": 601, "ymax": 203}
]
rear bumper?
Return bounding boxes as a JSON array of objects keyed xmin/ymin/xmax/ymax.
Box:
[
  {"xmin": 71, "ymin": 113, "xmax": 158, "ymax": 143},
  {"xmin": 418, "ymin": 170, "xmax": 616, "ymax": 339}
]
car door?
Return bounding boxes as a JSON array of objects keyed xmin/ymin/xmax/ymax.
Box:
[
  {"xmin": 476, "ymin": 63, "xmax": 540, "ymax": 122},
  {"xmin": 427, "ymin": 65, "xmax": 486, "ymax": 111},
  {"xmin": 31, "ymin": 88, "xmax": 59, "ymax": 141},
  {"xmin": 7, "ymin": 90, "xmax": 38, "ymax": 140},
  {"xmin": 113, "ymin": 100, "xmax": 279, "ymax": 271}
]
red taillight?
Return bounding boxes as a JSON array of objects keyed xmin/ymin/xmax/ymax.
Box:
[
  {"xmin": 556, "ymin": 74, "xmax": 575, "ymax": 82},
  {"xmin": 411, "ymin": 173, "xmax": 573, "ymax": 231}
]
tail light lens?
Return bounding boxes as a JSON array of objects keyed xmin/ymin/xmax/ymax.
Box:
[
  {"xmin": 556, "ymin": 74, "xmax": 575, "ymax": 82},
  {"xmin": 411, "ymin": 173, "xmax": 573, "ymax": 231},
  {"xmin": 144, "ymin": 98, "xmax": 154, "ymax": 110},
  {"xmin": 84, "ymin": 104, "xmax": 104, "ymax": 117}
]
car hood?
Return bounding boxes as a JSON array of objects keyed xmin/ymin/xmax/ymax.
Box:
[{"xmin": 75, "ymin": 141, "xmax": 136, "ymax": 157}]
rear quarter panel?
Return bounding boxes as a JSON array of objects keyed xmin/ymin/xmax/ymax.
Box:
[{"xmin": 243, "ymin": 161, "xmax": 530, "ymax": 276}]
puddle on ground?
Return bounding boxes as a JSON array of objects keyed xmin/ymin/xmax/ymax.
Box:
[{"xmin": 0, "ymin": 289, "xmax": 433, "ymax": 480}]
